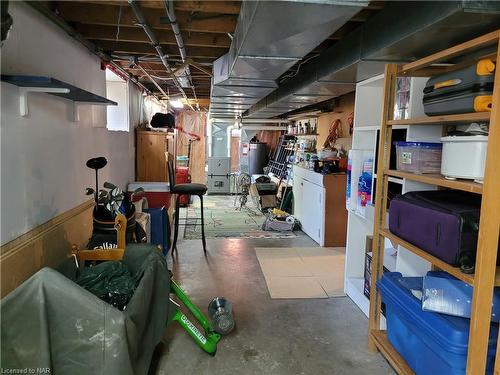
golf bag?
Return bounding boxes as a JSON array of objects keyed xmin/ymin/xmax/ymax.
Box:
[{"xmin": 87, "ymin": 196, "xmax": 146, "ymax": 249}]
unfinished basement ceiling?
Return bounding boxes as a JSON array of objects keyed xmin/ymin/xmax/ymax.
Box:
[
  {"xmin": 29, "ymin": 0, "xmax": 384, "ymax": 112},
  {"xmin": 208, "ymin": 0, "xmax": 380, "ymax": 119},
  {"xmin": 31, "ymin": 0, "xmax": 243, "ymax": 110},
  {"xmin": 244, "ymin": 1, "xmax": 500, "ymax": 119}
]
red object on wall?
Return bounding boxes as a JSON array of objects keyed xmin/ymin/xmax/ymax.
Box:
[{"xmin": 176, "ymin": 167, "xmax": 191, "ymax": 206}]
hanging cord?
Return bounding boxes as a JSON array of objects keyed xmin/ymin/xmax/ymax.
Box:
[{"xmin": 116, "ymin": 5, "xmax": 122, "ymax": 40}]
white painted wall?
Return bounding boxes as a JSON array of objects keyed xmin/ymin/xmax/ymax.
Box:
[{"xmin": 0, "ymin": 3, "xmax": 140, "ymax": 245}]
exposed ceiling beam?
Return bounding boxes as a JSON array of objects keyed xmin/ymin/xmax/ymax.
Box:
[
  {"xmin": 116, "ymin": 59, "xmax": 214, "ymax": 68},
  {"xmin": 75, "ymin": 1, "xmax": 241, "ymax": 14},
  {"xmin": 128, "ymin": 68, "xmax": 212, "ymax": 79},
  {"xmin": 91, "ymin": 40, "xmax": 227, "ymax": 59},
  {"xmin": 77, "ymin": 24, "xmax": 231, "ymax": 48},
  {"xmin": 55, "ymin": 2, "xmax": 237, "ymax": 33}
]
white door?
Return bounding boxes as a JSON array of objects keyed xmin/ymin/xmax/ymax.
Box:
[{"xmin": 301, "ymin": 179, "xmax": 324, "ymax": 244}]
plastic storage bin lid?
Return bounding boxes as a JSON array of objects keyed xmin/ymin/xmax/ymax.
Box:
[
  {"xmin": 393, "ymin": 141, "xmax": 442, "ymax": 148},
  {"xmin": 377, "ymin": 272, "xmax": 498, "ymax": 353},
  {"xmin": 441, "ymin": 135, "xmax": 488, "ymax": 142},
  {"xmin": 128, "ymin": 182, "xmax": 170, "ymax": 192}
]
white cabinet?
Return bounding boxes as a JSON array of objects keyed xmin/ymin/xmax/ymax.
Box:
[
  {"xmin": 301, "ymin": 179, "xmax": 323, "ymax": 243},
  {"xmin": 293, "ymin": 165, "xmax": 347, "ymax": 247}
]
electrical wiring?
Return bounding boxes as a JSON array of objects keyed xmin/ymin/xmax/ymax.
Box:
[
  {"xmin": 279, "ymin": 54, "xmax": 319, "ymax": 83},
  {"xmin": 116, "ymin": 5, "xmax": 122, "ymax": 40}
]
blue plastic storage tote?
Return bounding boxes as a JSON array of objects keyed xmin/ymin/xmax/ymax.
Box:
[
  {"xmin": 377, "ymin": 272, "xmax": 498, "ymax": 374},
  {"xmin": 144, "ymin": 207, "xmax": 170, "ymax": 255}
]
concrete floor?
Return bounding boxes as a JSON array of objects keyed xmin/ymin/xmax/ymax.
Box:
[{"xmin": 152, "ymin": 233, "xmax": 394, "ymax": 375}]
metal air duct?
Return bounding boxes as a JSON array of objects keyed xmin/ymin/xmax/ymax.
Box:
[
  {"xmin": 209, "ymin": 0, "xmax": 368, "ymax": 118},
  {"xmin": 244, "ymin": 0, "xmax": 500, "ymax": 119}
]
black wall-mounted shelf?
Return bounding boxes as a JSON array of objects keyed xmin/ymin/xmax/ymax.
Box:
[{"xmin": 1, "ymin": 75, "xmax": 117, "ymax": 120}]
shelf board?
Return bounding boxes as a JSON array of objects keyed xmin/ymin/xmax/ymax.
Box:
[
  {"xmin": 293, "ymin": 133, "xmax": 318, "ymax": 137},
  {"xmin": 400, "ymin": 29, "xmax": 500, "ymax": 75},
  {"xmin": 388, "ymin": 176, "xmax": 404, "ymax": 185},
  {"xmin": 380, "ymin": 228, "xmax": 475, "ymax": 284},
  {"xmin": 386, "ymin": 170, "xmax": 483, "ymax": 194},
  {"xmin": 1, "ymin": 75, "xmax": 117, "ymax": 105},
  {"xmin": 380, "ymin": 228, "xmax": 500, "ymax": 286},
  {"xmin": 370, "ymin": 330, "xmax": 415, "ymax": 375},
  {"xmin": 387, "ymin": 112, "xmax": 490, "ymax": 126},
  {"xmin": 354, "ymin": 126, "xmax": 379, "ymax": 131}
]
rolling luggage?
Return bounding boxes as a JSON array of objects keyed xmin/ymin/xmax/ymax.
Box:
[
  {"xmin": 423, "ymin": 59, "xmax": 495, "ymax": 116},
  {"xmin": 388, "ymin": 190, "xmax": 481, "ymax": 272}
]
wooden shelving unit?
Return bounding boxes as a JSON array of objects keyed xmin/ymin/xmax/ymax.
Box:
[
  {"xmin": 369, "ymin": 30, "xmax": 500, "ymax": 375},
  {"xmin": 386, "ymin": 170, "xmax": 483, "ymax": 194},
  {"xmin": 387, "ymin": 112, "xmax": 490, "ymax": 126}
]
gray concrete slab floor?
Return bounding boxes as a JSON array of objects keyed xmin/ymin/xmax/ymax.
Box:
[{"xmin": 153, "ymin": 234, "xmax": 394, "ymax": 375}]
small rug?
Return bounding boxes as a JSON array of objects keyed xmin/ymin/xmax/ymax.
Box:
[
  {"xmin": 255, "ymin": 247, "xmax": 345, "ymax": 299},
  {"xmin": 183, "ymin": 195, "xmax": 297, "ymax": 239}
]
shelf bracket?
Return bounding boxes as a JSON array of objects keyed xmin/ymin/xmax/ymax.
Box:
[{"xmin": 19, "ymin": 86, "xmax": 70, "ymax": 117}]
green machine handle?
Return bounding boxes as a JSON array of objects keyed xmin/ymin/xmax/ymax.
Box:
[{"xmin": 169, "ymin": 279, "xmax": 221, "ymax": 355}]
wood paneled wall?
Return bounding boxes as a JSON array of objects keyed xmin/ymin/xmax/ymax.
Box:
[
  {"xmin": 317, "ymin": 91, "xmax": 355, "ymax": 151},
  {"xmin": 0, "ymin": 200, "xmax": 94, "ymax": 297},
  {"xmin": 176, "ymin": 111, "xmax": 207, "ymax": 184}
]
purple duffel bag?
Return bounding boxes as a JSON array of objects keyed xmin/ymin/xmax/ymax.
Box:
[{"xmin": 388, "ymin": 190, "xmax": 481, "ymax": 272}]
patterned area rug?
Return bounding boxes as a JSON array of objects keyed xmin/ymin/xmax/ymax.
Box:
[{"xmin": 183, "ymin": 195, "xmax": 297, "ymax": 239}]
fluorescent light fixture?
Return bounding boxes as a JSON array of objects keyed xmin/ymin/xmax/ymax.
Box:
[{"xmin": 169, "ymin": 99, "xmax": 184, "ymax": 109}]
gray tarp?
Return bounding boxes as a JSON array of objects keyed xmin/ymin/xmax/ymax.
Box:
[{"xmin": 1, "ymin": 244, "xmax": 171, "ymax": 375}]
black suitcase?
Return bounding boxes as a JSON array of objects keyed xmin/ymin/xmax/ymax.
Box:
[{"xmin": 423, "ymin": 59, "xmax": 495, "ymax": 116}]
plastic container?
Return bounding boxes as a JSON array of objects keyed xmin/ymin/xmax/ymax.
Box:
[
  {"xmin": 128, "ymin": 182, "xmax": 171, "ymax": 209},
  {"xmin": 440, "ymin": 135, "xmax": 488, "ymax": 181},
  {"xmin": 378, "ymin": 272, "xmax": 498, "ymax": 374},
  {"xmin": 422, "ymin": 271, "xmax": 500, "ymax": 321},
  {"xmin": 395, "ymin": 141, "xmax": 442, "ymax": 174},
  {"xmin": 176, "ymin": 155, "xmax": 189, "ymax": 167}
]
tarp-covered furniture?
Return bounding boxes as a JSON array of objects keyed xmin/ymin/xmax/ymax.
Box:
[{"xmin": 1, "ymin": 244, "xmax": 170, "ymax": 375}]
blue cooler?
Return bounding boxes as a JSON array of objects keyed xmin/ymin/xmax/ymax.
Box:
[{"xmin": 377, "ymin": 272, "xmax": 498, "ymax": 374}]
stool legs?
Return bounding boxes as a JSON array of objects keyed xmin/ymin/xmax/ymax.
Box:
[
  {"xmin": 172, "ymin": 195, "xmax": 180, "ymax": 256},
  {"xmin": 199, "ymin": 194, "xmax": 207, "ymax": 254},
  {"xmin": 171, "ymin": 193, "xmax": 207, "ymax": 258}
]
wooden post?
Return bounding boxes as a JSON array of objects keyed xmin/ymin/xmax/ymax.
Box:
[
  {"xmin": 114, "ymin": 213, "xmax": 127, "ymax": 251},
  {"xmin": 468, "ymin": 40, "xmax": 500, "ymax": 375},
  {"xmin": 368, "ymin": 63, "xmax": 398, "ymax": 351}
]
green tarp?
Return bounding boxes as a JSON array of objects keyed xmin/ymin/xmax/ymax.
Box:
[{"xmin": 1, "ymin": 244, "xmax": 171, "ymax": 375}]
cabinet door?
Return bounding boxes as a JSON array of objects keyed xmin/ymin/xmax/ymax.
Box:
[
  {"xmin": 292, "ymin": 177, "xmax": 304, "ymax": 221},
  {"xmin": 136, "ymin": 133, "xmax": 168, "ymax": 182},
  {"xmin": 301, "ymin": 179, "xmax": 324, "ymax": 244}
]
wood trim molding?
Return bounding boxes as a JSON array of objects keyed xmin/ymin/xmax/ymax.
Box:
[
  {"xmin": 1, "ymin": 199, "xmax": 94, "ymax": 258},
  {"xmin": 0, "ymin": 199, "xmax": 95, "ymax": 297}
]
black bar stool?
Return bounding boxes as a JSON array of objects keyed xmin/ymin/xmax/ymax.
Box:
[{"xmin": 168, "ymin": 159, "xmax": 208, "ymax": 257}]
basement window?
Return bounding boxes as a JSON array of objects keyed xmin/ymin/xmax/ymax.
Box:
[{"xmin": 105, "ymin": 68, "xmax": 130, "ymax": 132}]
